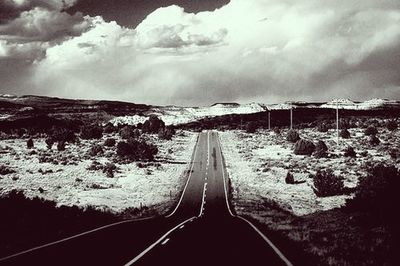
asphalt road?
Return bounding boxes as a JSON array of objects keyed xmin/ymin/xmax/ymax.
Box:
[{"xmin": 1, "ymin": 131, "xmax": 292, "ymax": 266}]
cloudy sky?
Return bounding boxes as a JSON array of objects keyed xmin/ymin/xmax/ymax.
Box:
[{"xmin": 0, "ymin": 0, "xmax": 399, "ymax": 106}]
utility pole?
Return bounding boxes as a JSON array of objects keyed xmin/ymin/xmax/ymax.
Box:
[
  {"xmin": 268, "ymin": 111, "xmax": 271, "ymax": 130},
  {"xmin": 336, "ymin": 100, "xmax": 339, "ymax": 145},
  {"xmin": 290, "ymin": 106, "xmax": 293, "ymax": 130}
]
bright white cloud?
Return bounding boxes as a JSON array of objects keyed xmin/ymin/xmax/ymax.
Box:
[{"xmin": 3, "ymin": 0, "xmax": 400, "ymax": 104}]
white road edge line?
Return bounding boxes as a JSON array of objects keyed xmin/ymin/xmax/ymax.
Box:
[
  {"xmin": 217, "ymin": 134, "xmax": 293, "ymax": 266},
  {"xmin": 0, "ymin": 216, "xmax": 154, "ymax": 262},
  {"xmin": 165, "ymin": 133, "xmax": 201, "ymax": 218},
  {"xmin": 123, "ymin": 217, "xmax": 195, "ymax": 266}
]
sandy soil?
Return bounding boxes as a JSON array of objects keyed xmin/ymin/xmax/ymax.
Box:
[
  {"xmin": 219, "ymin": 126, "xmax": 399, "ymax": 216},
  {"xmin": 0, "ymin": 131, "xmax": 196, "ymax": 215}
]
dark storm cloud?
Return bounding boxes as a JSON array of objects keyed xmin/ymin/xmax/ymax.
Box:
[
  {"xmin": 67, "ymin": 0, "xmax": 230, "ymax": 28},
  {"xmin": 0, "ymin": 8, "xmax": 89, "ymax": 43}
]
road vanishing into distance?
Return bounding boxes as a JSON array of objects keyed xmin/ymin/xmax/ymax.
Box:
[{"xmin": 0, "ymin": 131, "xmax": 292, "ymax": 266}]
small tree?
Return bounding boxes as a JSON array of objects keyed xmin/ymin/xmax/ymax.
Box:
[
  {"xmin": 286, "ymin": 129, "xmax": 300, "ymax": 143},
  {"xmin": 313, "ymin": 169, "xmax": 344, "ymax": 197},
  {"xmin": 119, "ymin": 126, "xmax": 134, "ymax": 139},
  {"xmin": 142, "ymin": 115, "xmax": 165, "ymax": 134},
  {"xmin": 103, "ymin": 123, "xmax": 116, "ymax": 133},
  {"xmin": 103, "ymin": 163, "xmax": 117, "ymax": 178},
  {"xmin": 27, "ymin": 138, "xmax": 34, "ymax": 149},
  {"xmin": 158, "ymin": 127, "xmax": 174, "ymax": 140}
]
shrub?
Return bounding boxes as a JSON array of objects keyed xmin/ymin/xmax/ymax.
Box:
[
  {"xmin": 119, "ymin": 126, "xmax": 134, "ymax": 139},
  {"xmin": 117, "ymin": 139, "xmax": 158, "ymax": 161},
  {"xmin": 286, "ymin": 129, "xmax": 300, "ymax": 143},
  {"xmin": 48, "ymin": 127, "xmax": 76, "ymax": 143},
  {"xmin": 387, "ymin": 120, "xmax": 398, "ymax": 131},
  {"xmin": 389, "ymin": 148, "xmax": 400, "ymax": 160},
  {"xmin": 317, "ymin": 123, "xmax": 329, "ymax": 133},
  {"xmin": 142, "ymin": 115, "xmax": 165, "ymax": 134},
  {"xmin": 0, "ymin": 165, "xmax": 15, "ymax": 175},
  {"xmin": 314, "ymin": 140, "xmax": 328, "ymax": 158},
  {"xmin": 158, "ymin": 127, "xmax": 174, "ymax": 140},
  {"xmin": 245, "ymin": 122, "xmax": 257, "ymax": 133},
  {"xmin": 364, "ymin": 126, "xmax": 378, "ymax": 136},
  {"xmin": 45, "ymin": 138, "xmax": 54, "ymax": 149},
  {"xmin": 27, "ymin": 138, "xmax": 34, "ymax": 149},
  {"xmin": 87, "ymin": 160, "xmax": 103, "ymax": 171},
  {"xmin": 80, "ymin": 124, "xmax": 103, "ymax": 139},
  {"xmin": 312, "ymin": 169, "xmax": 344, "ymax": 197},
  {"xmin": 273, "ymin": 127, "xmax": 281, "ymax": 135},
  {"xmin": 294, "ymin": 139, "xmax": 315, "ymax": 155},
  {"xmin": 344, "ymin": 146, "xmax": 356, "ymax": 157},
  {"xmin": 339, "ymin": 128, "xmax": 350, "ymax": 139},
  {"xmin": 369, "ymin": 135, "xmax": 380, "ymax": 146},
  {"xmin": 346, "ymin": 164, "xmax": 399, "ymax": 225},
  {"xmin": 285, "ymin": 172, "xmax": 295, "ymax": 184},
  {"xmin": 57, "ymin": 141, "xmax": 66, "ymax": 151},
  {"xmin": 89, "ymin": 144, "xmax": 104, "ymax": 156},
  {"xmin": 103, "ymin": 163, "xmax": 117, "ymax": 178},
  {"xmin": 104, "ymin": 138, "xmax": 116, "ymax": 147},
  {"xmin": 103, "ymin": 123, "xmax": 116, "ymax": 134}
]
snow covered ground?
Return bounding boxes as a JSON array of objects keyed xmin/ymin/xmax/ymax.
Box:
[
  {"xmin": 0, "ymin": 131, "xmax": 196, "ymax": 215},
  {"xmin": 220, "ymin": 126, "xmax": 399, "ymax": 216}
]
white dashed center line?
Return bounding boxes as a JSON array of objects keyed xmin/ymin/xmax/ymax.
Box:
[{"xmin": 161, "ymin": 238, "xmax": 170, "ymax": 245}]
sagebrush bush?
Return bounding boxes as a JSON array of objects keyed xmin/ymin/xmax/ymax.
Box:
[
  {"xmin": 0, "ymin": 165, "xmax": 15, "ymax": 175},
  {"xmin": 286, "ymin": 129, "xmax": 300, "ymax": 143},
  {"xmin": 245, "ymin": 122, "xmax": 257, "ymax": 133},
  {"xmin": 103, "ymin": 123, "xmax": 116, "ymax": 134},
  {"xmin": 344, "ymin": 146, "xmax": 356, "ymax": 157},
  {"xmin": 339, "ymin": 128, "xmax": 350, "ymax": 139},
  {"xmin": 27, "ymin": 138, "xmax": 34, "ymax": 149},
  {"xmin": 312, "ymin": 169, "xmax": 344, "ymax": 197},
  {"xmin": 45, "ymin": 138, "xmax": 54, "ymax": 149},
  {"xmin": 142, "ymin": 115, "xmax": 165, "ymax": 134},
  {"xmin": 364, "ymin": 126, "xmax": 378, "ymax": 136},
  {"xmin": 103, "ymin": 163, "xmax": 117, "ymax": 178},
  {"xmin": 314, "ymin": 140, "xmax": 328, "ymax": 158},
  {"xmin": 119, "ymin": 126, "xmax": 135, "ymax": 139},
  {"xmin": 285, "ymin": 171, "xmax": 295, "ymax": 184},
  {"xmin": 346, "ymin": 163, "xmax": 399, "ymax": 225},
  {"xmin": 80, "ymin": 124, "xmax": 103, "ymax": 139},
  {"xmin": 387, "ymin": 120, "xmax": 398, "ymax": 131},
  {"xmin": 389, "ymin": 148, "xmax": 400, "ymax": 159},
  {"xmin": 89, "ymin": 144, "xmax": 104, "ymax": 156},
  {"xmin": 48, "ymin": 127, "xmax": 77, "ymax": 143},
  {"xmin": 317, "ymin": 123, "xmax": 329, "ymax": 132},
  {"xmin": 57, "ymin": 141, "xmax": 65, "ymax": 151},
  {"xmin": 104, "ymin": 138, "xmax": 116, "ymax": 147},
  {"xmin": 273, "ymin": 127, "xmax": 281, "ymax": 135},
  {"xmin": 369, "ymin": 135, "xmax": 380, "ymax": 146},
  {"xmin": 158, "ymin": 127, "xmax": 174, "ymax": 140},
  {"xmin": 117, "ymin": 139, "xmax": 158, "ymax": 161},
  {"xmin": 294, "ymin": 139, "xmax": 315, "ymax": 155}
]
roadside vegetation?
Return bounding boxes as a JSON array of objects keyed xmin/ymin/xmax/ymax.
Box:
[{"xmin": 220, "ymin": 117, "xmax": 399, "ymax": 265}]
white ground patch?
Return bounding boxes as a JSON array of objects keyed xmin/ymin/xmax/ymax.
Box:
[
  {"xmin": 0, "ymin": 131, "xmax": 196, "ymax": 214},
  {"xmin": 220, "ymin": 127, "xmax": 399, "ymax": 216}
]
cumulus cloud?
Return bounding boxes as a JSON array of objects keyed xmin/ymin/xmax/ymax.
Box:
[
  {"xmin": 0, "ymin": 7, "xmax": 89, "ymax": 42},
  {"xmin": 2, "ymin": 0, "xmax": 400, "ymax": 105}
]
